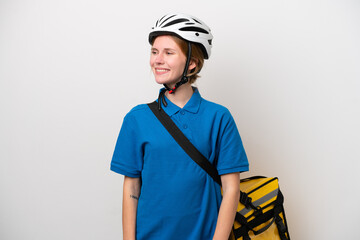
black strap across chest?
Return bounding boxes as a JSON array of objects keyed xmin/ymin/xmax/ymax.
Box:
[{"xmin": 147, "ymin": 101, "xmax": 222, "ymax": 186}]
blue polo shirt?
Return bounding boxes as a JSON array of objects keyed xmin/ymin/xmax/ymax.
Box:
[{"xmin": 111, "ymin": 88, "xmax": 249, "ymax": 240}]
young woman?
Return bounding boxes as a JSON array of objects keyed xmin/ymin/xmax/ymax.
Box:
[{"xmin": 111, "ymin": 13, "xmax": 249, "ymax": 240}]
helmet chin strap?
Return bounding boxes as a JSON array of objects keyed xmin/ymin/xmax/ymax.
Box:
[{"xmin": 164, "ymin": 42, "xmax": 192, "ymax": 94}]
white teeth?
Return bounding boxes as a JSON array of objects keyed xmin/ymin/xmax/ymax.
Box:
[{"xmin": 156, "ymin": 69, "xmax": 169, "ymax": 72}]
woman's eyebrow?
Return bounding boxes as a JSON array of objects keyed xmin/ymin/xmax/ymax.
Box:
[{"xmin": 151, "ymin": 47, "xmax": 176, "ymax": 51}]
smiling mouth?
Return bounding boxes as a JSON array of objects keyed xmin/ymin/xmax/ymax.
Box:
[{"xmin": 155, "ymin": 68, "xmax": 170, "ymax": 73}]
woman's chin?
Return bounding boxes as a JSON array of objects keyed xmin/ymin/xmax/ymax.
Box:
[{"xmin": 154, "ymin": 79, "xmax": 177, "ymax": 88}]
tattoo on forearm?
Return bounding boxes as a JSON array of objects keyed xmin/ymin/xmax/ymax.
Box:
[{"xmin": 130, "ymin": 195, "xmax": 139, "ymax": 200}]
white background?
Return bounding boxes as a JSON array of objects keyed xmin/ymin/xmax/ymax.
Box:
[{"xmin": 1, "ymin": 0, "xmax": 359, "ymax": 239}]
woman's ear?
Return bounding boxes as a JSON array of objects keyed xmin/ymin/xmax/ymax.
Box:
[{"xmin": 188, "ymin": 58, "xmax": 198, "ymax": 72}]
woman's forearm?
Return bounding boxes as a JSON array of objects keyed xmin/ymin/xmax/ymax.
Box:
[
  {"xmin": 122, "ymin": 176, "xmax": 141, "ymax": 240},
  {"xmin": 213, "ymin": 173, "xmax": 240, "ymax": 240}
]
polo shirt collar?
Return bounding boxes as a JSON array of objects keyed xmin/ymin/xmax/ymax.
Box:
[{"xmin": 160, "ymin": 87, "xmax": 202, "ymax": 116}]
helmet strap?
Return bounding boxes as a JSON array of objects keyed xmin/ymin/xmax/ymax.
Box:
[{"xmin": 164, "ymin": 42, "xmax": 192, "ymax": 94}]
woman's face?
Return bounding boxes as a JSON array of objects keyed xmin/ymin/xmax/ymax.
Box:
[{"xmin": 150, "ymin": 35, "xmax": 192, "ymax": 88}]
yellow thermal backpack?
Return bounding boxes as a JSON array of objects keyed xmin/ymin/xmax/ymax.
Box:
[{"xmin": 229, "ymin": 176, "xmax": 290, "ymax": 240}]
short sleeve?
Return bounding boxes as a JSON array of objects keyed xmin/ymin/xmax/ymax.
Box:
[
  {"xmin": 110, "ymin": 114, "xmax": 143, "ymax": 177},
  {"xmin": 216, "ymin": 110, "xmax": 249, "ymax": 175}
]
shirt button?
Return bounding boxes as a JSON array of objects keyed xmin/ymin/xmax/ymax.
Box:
[
  {"xmin": 183, "ymin": 124, "xmax": 188, "ymax": 129},
  {"xmin": 180, "ymin": 110, "xmax": 185, "ymax": 115}
]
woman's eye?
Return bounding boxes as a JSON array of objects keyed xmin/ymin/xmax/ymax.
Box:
[{"xmin": 166, "ymin": 52, "xmax": 173, "ymax": 55}]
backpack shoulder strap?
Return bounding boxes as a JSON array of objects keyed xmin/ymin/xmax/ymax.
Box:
[{"xmin": 147, "ymin": 101, "xmax": 222, "ymax": 186}]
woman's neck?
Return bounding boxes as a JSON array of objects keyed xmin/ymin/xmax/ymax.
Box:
[{"xmin": 165, "ymin": 83, "xmax": 194, "ymax": 108}]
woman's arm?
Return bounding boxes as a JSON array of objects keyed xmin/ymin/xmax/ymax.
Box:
[
  {"xmin": 212, "ymin": 172, "xmax": 240, "ymax": 240},
  {"xmin": 122, "ymin": 176, "xmax": 141, "ymax": 240}
]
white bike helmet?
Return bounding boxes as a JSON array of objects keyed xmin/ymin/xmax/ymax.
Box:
[{"xmin": 149, "ymin": 13, "xmax": 213, "ymax": 59}]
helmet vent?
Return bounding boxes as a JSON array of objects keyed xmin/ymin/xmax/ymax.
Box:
[
  {"xmin": 179, "ymin": 27, "xmax": 209, "ymax": 34},
  {"xmin": 192, "ymin": 18, "xmax": 202, "ymax": 25},
  {"xmin": 158, "ymin": 14, "xmax": 168, "ymax": 23},
  {"xmin": 159, "ymin": 15, "xmax": 176, "ymax": 27},
  {"xmin": 162, "ymin": 18, "xmax": 190, "ymax": 28}
]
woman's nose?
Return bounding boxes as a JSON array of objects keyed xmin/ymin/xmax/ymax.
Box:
[{"xmin": 155, "ymin": 53, "xmax": 164, "ymax": 64}]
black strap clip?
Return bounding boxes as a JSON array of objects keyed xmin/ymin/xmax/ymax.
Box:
[
  {"xmin": 240, "ymin": 192, "xmax": 263, "ymax": 214},
  {"xmin": 240, "ymin": 192, "xmax": 253, "ymax": 209}
]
